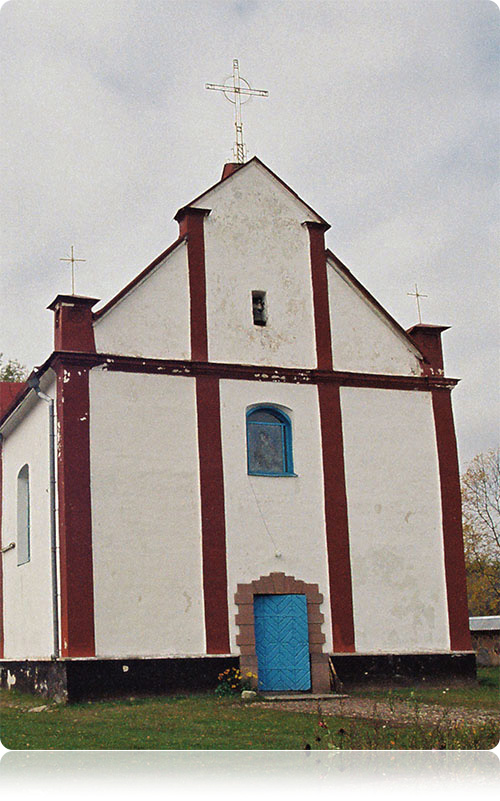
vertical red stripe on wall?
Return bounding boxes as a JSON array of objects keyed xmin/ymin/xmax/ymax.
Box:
[
  {"xmin": 0, "ymin": 437, "xmax": 4, "ymax": 658},
  {"xmin": 196, "ymin": 375, "xmax": 230, "ymax": 653},
  {"xmin": 177, "ymin": 208, "xmax": 211, "ymax": 362},
  {"xmin": 432, "ymin": 389, "xmax": 472, "ymax": 651},
  {"xmin": 56, "ymin": 362, "xmax": 95, "ymax": 657},
  {"xmin": 318, "ymin": 382, "xmax": 356, "ymax": 652},
  {"xmin": 303, "ymin": 221, "xmax": 333, "ymax": 370}
]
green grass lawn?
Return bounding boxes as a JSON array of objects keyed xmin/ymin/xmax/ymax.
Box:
[
  {"xmin": 1, "ymin": 692, "xmax": 323, "ymax": 750},
  {"xmin": 349, "ymin": 666, "xmax": 500, "ymax": 709},
  {"xmin": 1, "ymin": 668, "xmax": 498, "ymax": 751}
]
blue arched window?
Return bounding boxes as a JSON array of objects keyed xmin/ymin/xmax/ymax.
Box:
[{"xmin": 246, "ymin": 406, "xmax": 294, "ymax": 476}]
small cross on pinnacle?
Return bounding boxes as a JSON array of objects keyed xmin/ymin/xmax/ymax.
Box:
[
  {"xmin": 206, "ymin": 59, "xmax": 268, "ymax": 164},
  {"xmin": 407, "ymin": 283, "xmax": 428, "ymax": 324},
  {"xmin": 60, "ymin": 245, "xmax": 86, "ymax": 295}
]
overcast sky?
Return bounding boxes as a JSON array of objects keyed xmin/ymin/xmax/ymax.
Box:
[{"xmin": 1, "ymin": 0, "xmax": 498, "ymax": 468}]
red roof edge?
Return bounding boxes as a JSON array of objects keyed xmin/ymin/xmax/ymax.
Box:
[
  {"xmin": 325, "ymin": 248, "xmax": 427, "ymax": 362},
  {"xmin": 93, "ymin": 235, "xmax": 187, "ymax": 321},
  {"xmin": 0, "ymin": 382, "xmax": 27, "ymax": 420}
]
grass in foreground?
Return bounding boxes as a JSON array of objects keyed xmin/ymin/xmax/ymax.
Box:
[
  {"xmin": 348, "ymin": 666, "xmax": 500, "ymax": 709},
  {"xmin": 1, "ymin": 692, "xmax": 321, "ymax": 750},
  {"xmin": 1, "ymin": 667, "xmax": 498, "ymax": 751}
]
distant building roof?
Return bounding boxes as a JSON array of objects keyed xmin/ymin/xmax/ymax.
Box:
[{"xmin": 469, "ymin": 616, "xmax": 500, "ymax": 631}]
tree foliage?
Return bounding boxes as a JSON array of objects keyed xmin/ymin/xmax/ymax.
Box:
[
  {"xmin": 462, "ymin": 448, "xmax": 500, "ymax": 616},
  {"xmin": 0, "ymin": 354, "xmax": 28, "ymax": 382}
]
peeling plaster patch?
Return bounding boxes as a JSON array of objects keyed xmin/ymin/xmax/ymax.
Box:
[
  {"xmin": 404, "ymin": 510, "xmax": 414, "ymax": 524},
  {"xmin": 80, "ymin": 415, "xmax": 88, "ymax": 422},
  {"xmin": 63, "ymin": 370, "xmax": 71, "ymax": 383},
  {"xmin": 183, "ymin": 592, "xmax": 192, "ymax": 613},
  {"xmin": 122, "ymin": 665, "xmax": 129, "ymax": 672}
]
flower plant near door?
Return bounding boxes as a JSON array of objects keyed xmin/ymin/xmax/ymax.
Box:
[{"xmin": 215, "ymin": 667, "xmax": 257, "ymax": 696}]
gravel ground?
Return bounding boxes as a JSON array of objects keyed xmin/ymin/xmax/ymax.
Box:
[{"xmin": 260, "ymin": 696, "xmax": 499, "ymax": 727}]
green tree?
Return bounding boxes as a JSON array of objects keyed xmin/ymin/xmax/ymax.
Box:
[
  {"xmin": 0, "ymin": 354, "xmax": 28, "ymax": 382},
  {"xmin": 462, "ymin": 448, "xmax": 500, "ymax": 616}
]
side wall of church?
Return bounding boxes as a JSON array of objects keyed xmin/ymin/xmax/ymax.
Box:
[
  {"xmin": 202, "ymin": 162, "xmax": 319, "ymax": 369},
  {"xmin": 1, "ymin": 388, "xmax": 55, "ymax": 658},
  {"xmin": 88, "ymin": 369, "xmax": 205, "ymax": 656},
  {"xmin": 93, "ymin": 242, "xmax": 191, "ymax": 360},
  {"xmin": 327, "ymin": 261, "xmax": 422, "ymax": 376},
  {"xmin": 340, "ymin": 386, "xmax": 451, "ymax": 652},
  {"xmin": 219, "ymin": 379, "xmax": 334, "ymax": 653}
]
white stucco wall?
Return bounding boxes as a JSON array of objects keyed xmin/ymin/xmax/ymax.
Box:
[
  {"xmin": 327, "ymin": 259, "xmax": 422, "ymax": 376},
  {"xmin": 201, "ymin": 161, "xmax": 321, "ymax": 368},
  {"xmin": 1, "ymin": 386, "xmax": 55, "ymax": 658},
  {"xmin": 219, "ymin": 379, "xmax": 333, "ymax": 653},
  {"xmin": 93, "ymin": 241, "xmax": 190, "ymax": 360},
  {"xmin": 340, "ymin": 387, "xmax": 450, "ymax": 652},
  {"xmin": 89, "ymin": 369, "xmax": 205, "ymax": 656}
]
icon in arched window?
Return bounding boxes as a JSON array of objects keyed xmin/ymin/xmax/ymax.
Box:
[{"xmin": 246, "ymin": 406, "xmax": 295, "ymax": 476}]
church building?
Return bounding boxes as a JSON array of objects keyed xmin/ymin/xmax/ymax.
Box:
[{"xmin": 0, "ymin": 157, "xmax": 474, "ymax": 701}]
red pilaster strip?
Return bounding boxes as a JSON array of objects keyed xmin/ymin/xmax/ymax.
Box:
[
  {"xmin": 432, "ymin": 388, "xmax": 472, "ymax": 651},
  {"xmin": 175, "ymin": 207, "xmax": 211, "ymax": 362},
  {"xmin": 318, "ymin": 382, "xmax": 356, "ymax": 652},
  {"xmin": 56, "ymin": 361, "xmax": 95, "ymax": 657},
  {"xmin": 0, "ymin": 436, "xmax": 4, "ymax": 658},
  {"xmin": 196, "ymin": 375, "xmax": 230, "ymax": 653},
  {"xmin": 303, "ymin": 221, "xmax": 333, "ymax": 370}
]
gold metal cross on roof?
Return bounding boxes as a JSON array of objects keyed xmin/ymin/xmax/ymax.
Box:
[
  {"xmin": 206, "ymin": 59, "xmax": 268, "ymax": 164},
  {"xmin": 407, "ymin": 283, "xmax": 428, "ymax": 323},
  {"xmin": 60, "ymin": 245, "xmax": 86, "ymax": 295}
]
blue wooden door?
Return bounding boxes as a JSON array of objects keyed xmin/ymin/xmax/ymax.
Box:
[{"xmin": 254, "ymin": 594, "xmax": 311, "ymax": 691}]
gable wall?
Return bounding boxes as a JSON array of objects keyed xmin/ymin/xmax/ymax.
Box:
[
  {"xmin": 1, "ymin": 385, "xmax": 54, "ymax": 658},
  {"xmin": 218, "ymin": 379, "xmax": 333, "ymax": 653},
  {"xmin": 93, "ymin": 242, "xmax": 190, "ymax": 360},
  {"xmin": 201, "ymin": 162, "xmax": 319, "ymax": 369},
  {"xmin": 88, "ymin": 369, "xmax": 205, "ymax": 657},
  {"xmin": 340, "ymin": 386, "xmax": 450, "ymax": 652},
  {"xmin": 328, "ymin": 261, "xmax": 422, "ymax": 376}
]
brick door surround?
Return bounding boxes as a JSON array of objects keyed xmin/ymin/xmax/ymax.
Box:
[{"xmin": 234, "ymin": 572, "xmax": 331, "ymax": 693}]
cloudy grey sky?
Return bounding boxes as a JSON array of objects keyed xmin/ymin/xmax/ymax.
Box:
[{"xmin": 1, "ymin": 0, "xmax": 498, "ymax": 468}]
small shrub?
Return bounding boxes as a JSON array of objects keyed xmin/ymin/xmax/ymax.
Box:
[{"xmin": 215, "ymin": 668, "xmax": 257, "ymax": 696}]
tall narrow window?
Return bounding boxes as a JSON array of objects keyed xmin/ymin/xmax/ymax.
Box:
[
  {"xmin": 252, "ymin": 290, "xmax": 267, "ymax": 326},
  {"xmin": 247, "ymin": 406, "xmax": 294, "ymax": 476},
  {"xmin": 17, "ymin": 464, "xmax": 30, "ymax": 565}
]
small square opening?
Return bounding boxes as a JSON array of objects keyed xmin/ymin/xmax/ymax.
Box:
[{"xmin": 252, "ymin": 290, "xmax": 267, "ymax": 326}]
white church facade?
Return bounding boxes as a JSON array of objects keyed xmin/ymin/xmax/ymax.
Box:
[{"xmin": 0, "ymin": 158, "xmax": 474, "ymax": 700}]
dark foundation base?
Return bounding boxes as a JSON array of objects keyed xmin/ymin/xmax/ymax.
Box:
[
  {"xmin": 0, "ymin": 656, "xmax": 239, "ymax": 703},
  {"xmin": 330, "ymin": 651, "xmax": 477, "ymax": 686}
]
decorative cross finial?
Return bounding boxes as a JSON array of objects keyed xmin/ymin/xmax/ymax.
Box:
[
  {"xmin": 206, "ymin": 59, "xmax": 268, "ymax": 164},
  {"xmin": 60, "ymin": 245, "xmax": 86, "ymax": 295},
  {"xmin": 407, "ymin": 283, "xmax": 428, "ymax": 324}
]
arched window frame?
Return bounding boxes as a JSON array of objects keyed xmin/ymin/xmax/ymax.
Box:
[
  {"xmin": 17, "ymin": 463, "xmax": 31, "ymax": 566},
  {"xmin": 246, "ymin": 405, "xmax": 295, "ymax": 477}
]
